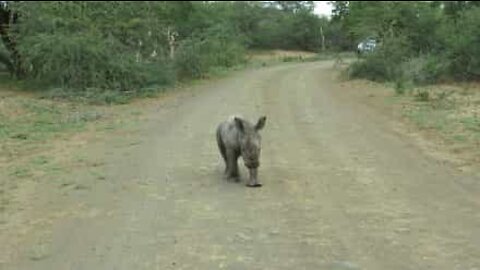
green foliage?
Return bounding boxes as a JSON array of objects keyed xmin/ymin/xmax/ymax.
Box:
[
  {"xmin": 443, "ymin": 6, "xmax": 480, "ymax": 80},
  {"xmin": 9, "ymin": 2, "xmax": 174, "ymax": 94},
  {"xmin": 19, "ymin": 32, "xmax": 145, "ymax": 91},
  {"xmin": 415, "ymin": 89, "xmax": 430, "ymax": 102},
  {"xmin": 349, "ymin": 35, "xmax": 411, "ymax": 82},
  {"xmin": 2, "ymin": 0, "xmax": 476, "ymax": 97},
  {"xmin": 340, "ymin": 1, "xmax": 480, "ymax": 84},
  {"xmin": 401, "ymin": 54, "xmax": 447, "ymax": 85},
  {"xmin": 272, "ymin": 1, "xmax": 315, "ymax": 13},
  {"xmin": 460, "ymin": 116, "xmax": 480, "ymax": 132},
  {"xmin": 242, "ymin": 3, "xmax": 326, "ymax": 51},
  {"xmin": 395, "ymin": 80, "xmax": 407, "ymax": 96},
  {"xmin": 174, "ymin": 28, "xmax": 246, "ymax": 79},
  {"xmin": 348, "ymin": 56, "xmax": 390, "ymax": 82},
  {"xmin": 324, "ymin": 19, "xmax": 352, "ymax": 51},
  {"xmin": 0, "ymin": 1, "xmax": 329, "ymax": 99},
  {"xmin": 0, "ymin": 97, "xmax": 101, "ymax": 144},
  {"xmin": 0, "ymin": 44, "xmax": 13, "ymax": 73}
]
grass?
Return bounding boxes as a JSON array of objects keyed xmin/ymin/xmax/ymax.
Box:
[
  {"xmin": 453, "ymin": 134, "xmax": 467, "ymax": 142},
  {"xmin": 41, "ymin": 86, "xmax": 171, "ymax": 105},
  {"xmin": 460, "ymin": 116, "xmax": 480, "ymax": 132},
  {"xmin": 0, "ymin": 93, "xmax": 106, "ymax": 214},
  {"xmin": 1, "ymin": 106, "xmax": 150, "ymax": 263},
  {"xmin": 338, "ymin": 58, "xmax": 480, "ymax": 170},
  {"xmin": 403, "ymin": 105, "xmax": 449, "ymax": 131},
  {"xmin": 9, "ymin": 166, "xmax": 32, "ymax": 178},
  {"xmin": 0, "ymin": 94, "xmax": 105, "ymax": 162},
  {"xmin": 389, "ymin": 82, "xmax": 480, "ymax": 168},
  {"xmin": 0, "ymin": 86, "xmax": 149, "ymax": 221}
]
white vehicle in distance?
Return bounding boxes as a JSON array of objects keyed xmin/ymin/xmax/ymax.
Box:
[{"xmin": 357, "ymin": 37, "xmax": 377, "ymax": 55}]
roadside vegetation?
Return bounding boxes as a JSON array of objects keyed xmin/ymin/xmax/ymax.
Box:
[{"xmin": 331, "ymin": 1, "xmax": 480, "ymax": 166}]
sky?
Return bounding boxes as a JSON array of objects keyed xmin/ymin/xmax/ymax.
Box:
[{"xmin": 313, "ymin": 1, "xmax": 334, "ymax": 18}]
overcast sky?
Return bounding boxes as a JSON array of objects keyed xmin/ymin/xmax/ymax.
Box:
[{"xmin": 313, "ymin": 1, "xmax": 333, "ymax": 18}]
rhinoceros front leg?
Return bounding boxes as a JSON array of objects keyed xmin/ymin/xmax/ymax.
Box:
[
  {"xmin": 226, "ymin": 149, "xmax": 240, "ymax": 181},
  {"xmin": 246, "ymin": 168, "xmax": 262, "ymax": 187}
]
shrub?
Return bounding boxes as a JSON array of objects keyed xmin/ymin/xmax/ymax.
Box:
[
  {"xmin": 18, "ymin": 32, "xmax": 156, "ymax": 92},
  {"xmin": 12, "ymin": 2, "xmax": 176, "ymax": 95},
  {"xmin": 444, "ymin": 7, "xmax": 480, "ymax": 80},
  {"xmin": 348, "ymin": 35, "xmax": 412, "ymax": 82},
  {"xmin": 400, "ymin": 54, "xmax": 448, "ymax": 85},
  {"xmin": 175, "ymin": 33, "xmax": 246, "ymax": 79},
  {"xmin": 415, "ymin": 89, "xmax": 430, "ymax": 102}
]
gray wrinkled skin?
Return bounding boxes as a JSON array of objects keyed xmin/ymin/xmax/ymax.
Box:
[{"xmin": 216, "ymin": 115, "xmax": 267, "ymax": 186}]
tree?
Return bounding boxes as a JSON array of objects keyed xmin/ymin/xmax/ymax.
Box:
[
  {"xmin": 0, "ymin": 1, "xmax": 332, "ymax": 93},
  {"xmin": 331, "ymin": 1, "xmax": 349, "ymax": 22},
  {"xmin": 0, "ymin": 1, "xmax": 22, "ymax": 77},
  {"xmin": 273, "ymin": 1, "xmax": 314, "ymax": 13}
]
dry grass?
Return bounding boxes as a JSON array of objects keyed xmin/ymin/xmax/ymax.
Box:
[
  {"xmin": 338, "ymin": 76, "xmax": 480, "ymax": 173},
  {"xmin": 0, "ymin": 87, "xmax": 152, "ymax": 263},
  {"xmin": 0, "ymin": 87, "xmax": 147, "ymax": 217},
  {"xmin": 402, "ymin": 83, "xmax": 480, "ymax": 167},
  {"xmin": 247, "ymin": 49, "xmax": 318, "ymax": 62}
]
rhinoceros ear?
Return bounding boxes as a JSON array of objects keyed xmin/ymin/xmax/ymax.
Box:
[
  {"xmin": 255, "ymin": 116, "xmax": 267, "ymax": 131},
  {"xmin": 234, "ymin": 117, "xmax": 244, "ymax": 132}
]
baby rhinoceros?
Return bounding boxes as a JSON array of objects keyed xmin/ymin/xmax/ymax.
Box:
[{"xmin": 216, "ymin": 115, "xmax": 267, "ymax": 187}]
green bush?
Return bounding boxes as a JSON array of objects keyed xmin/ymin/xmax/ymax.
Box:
[
  {"xmin": 19, "ymin": 32, "xmax": 155, "ymax": 91},
  {"xmin": 342, "ymin": 2, "xmax": 480, "ymax": 85},
  {"xmin": 415, "ymin": 89, "xmax": 430, "ymax": 102},
  {"xmin": 400, "ymin": 54, "xmax": 447, "ymax": 85},
  {"xmin": 10, "ymin": 2, "xmax": 176, "ymax": 95},
  {"xmin": 175, "ymin": 33, "xmax": 246, "ymax": 79},
  {"xmin": 394, "ymin": 79, "xmax": 411, "ymax": 96},
  {"xmin": 444, "ymin": 6, "xmax": 480, "ymax": 80},
  {"xmin": 349, "ymin": 35, "xmax": 412, "ymax": 82},
  {"xmin": 0, "ymin": 1, "xmax": 330, "ymax": 100},
  {"xmin": 348, "ymin": 56, "xmax": 391, "ymax": 82}
]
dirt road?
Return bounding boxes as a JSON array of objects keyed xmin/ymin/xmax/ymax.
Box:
[{"xmin": 3, "ymin": 61, "xmax": 480, "ymax": 270}]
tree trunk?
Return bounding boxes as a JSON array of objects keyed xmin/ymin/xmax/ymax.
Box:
[
  {"xmin": 0, "ymin": 3, "xmax": 24, "ymax": 78},
  {"xmin": 167, "ymin": 26, "xmax": 177, "ymax": 60},
  {"xmin": 320, "ymin": 25, "xmax": 326, "ymax": 52}
]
